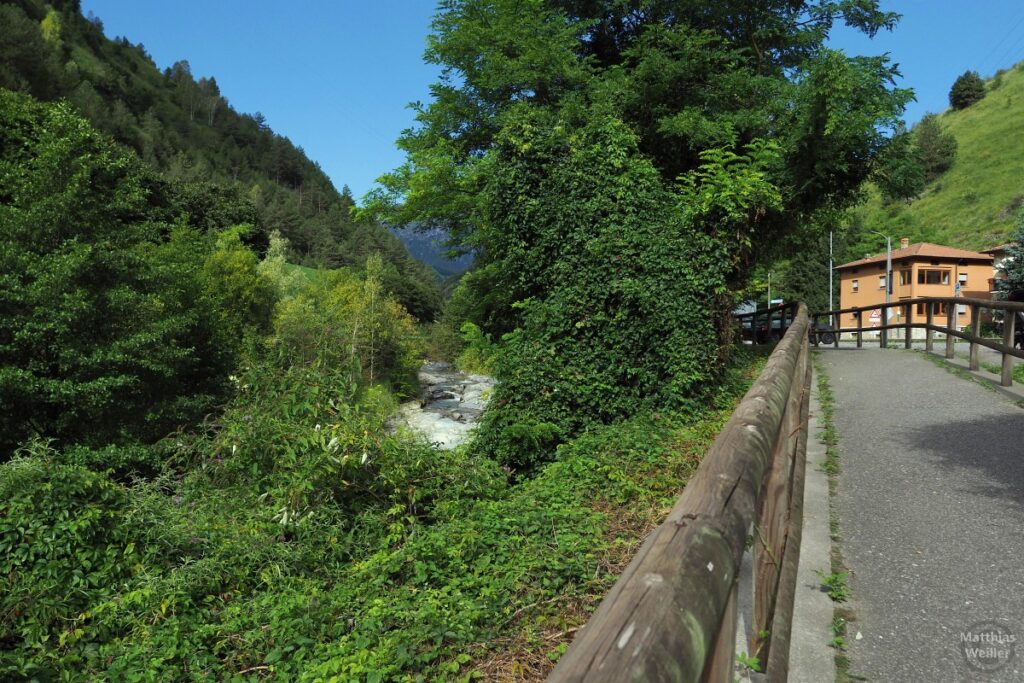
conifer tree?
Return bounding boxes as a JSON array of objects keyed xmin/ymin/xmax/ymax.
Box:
[{"xmin": 949, "ymin": 70, "xmax": 986, "ymax": 110}]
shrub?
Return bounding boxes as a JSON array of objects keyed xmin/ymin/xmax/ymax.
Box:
[
  {"xmin": 949, "ymin": 70, "xmax": 985, "ymax": 110},
  {"xmin": 0, "ymin": 442, "xmax": 138, "ymax": 677},
  {"xmin": 470, "ymin": 114, "xmax": 752, "ymax": 470},
  {"xmin": 269, "ymin": 255, "xmax": 422, "ymax": 394},
  {"xmin": 455, "ymin": 322, "xmax": 496, "ymax": 374}
]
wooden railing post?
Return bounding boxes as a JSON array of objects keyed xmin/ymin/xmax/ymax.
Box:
[
  {"xmin": 946, "ymin": 303, "xmax": 955, "ymax": 359},
  {"xmin": 970, "ymin": 304, "xmax": 981, "ymax": 371},
  {"xmin": 880, "ymin": 304, "xmax": 887, "ymax": 349},
  {"xmin": 1002, "ymin": 311, "xmax": 1016, "ymax": 387},
  {"xmin": 904, "ymin": 302, "xmax": 912, "ymax": 349},
  {"xmin": 833, "ymin": 309, "xmax": 840, "ymax": 349},
  {"xmin": 925, "ymin": 303, "xmax": 934, "ymax": 352},
  {"xmin": 855, "ymin": 309, "xmax": 862, "ymax": 348},
  {"xmin": 702, "ymin": 582, "xmax": 738, "ymax": 682}
]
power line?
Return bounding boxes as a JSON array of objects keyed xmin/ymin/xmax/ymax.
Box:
[{"xmin": 980, "ymin": 9, "xmax": 1024, "ymax": 75}]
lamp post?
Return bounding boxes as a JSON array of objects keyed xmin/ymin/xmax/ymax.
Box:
[
  {"xmin": 829, "ymin": 231, "xmax": 834, "ymax": 313},
  {"xmin": 871, "ymin": 231, "xmax": 892, "ymax": 320}
]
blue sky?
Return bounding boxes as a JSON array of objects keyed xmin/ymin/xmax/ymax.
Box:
[{"xmin": 82, "ymin": 1, "xmax": 1024, "ymax": 202}]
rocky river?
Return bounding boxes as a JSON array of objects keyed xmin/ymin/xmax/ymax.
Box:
[{"xmin": 394, "ymin": 361, "xmax": 494, "ymax": 449}]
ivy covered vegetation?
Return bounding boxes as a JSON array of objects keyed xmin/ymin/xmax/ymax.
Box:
[
  {"xmin": 2, "ymin": 0, "xmax": 911, "ymax": 679},
  {"xmin": 371, "ymin": 0, "xmax": 910, "ymax": 469},
  {"xmin": 0, "ymin": 81, "xmax": 762, "ymax": 682}
]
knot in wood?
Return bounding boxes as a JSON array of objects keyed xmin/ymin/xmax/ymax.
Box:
[{"xmin": 675, "ymin": 513, "xmax": 698, "ymax": 528}]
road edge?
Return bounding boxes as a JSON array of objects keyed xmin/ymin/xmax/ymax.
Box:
[{"xmin": 788, "ymin": 362, "xmax": 838, "ymax": 682}]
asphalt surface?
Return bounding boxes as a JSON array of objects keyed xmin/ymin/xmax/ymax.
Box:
[{"xmin": 819, "ymin": 347, "xmax": 1024, "ymax": 682}]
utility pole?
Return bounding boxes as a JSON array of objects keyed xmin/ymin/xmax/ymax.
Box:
[
  {"xmin": 829, "ymin": 231, "xmax": 834, "ymax": 313},
  {"xmin": 871, "ymin": 231, "xmax": 892, "ymax": 319}
]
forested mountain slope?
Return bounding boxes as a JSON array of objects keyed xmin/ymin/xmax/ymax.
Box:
[
  {"xmin": 850, "ymin": 61, "xmax": 1024, "ymax": 252},
  {"xmin": 0, "ymin": 0, "xmax": 441, "ymax": 318}
]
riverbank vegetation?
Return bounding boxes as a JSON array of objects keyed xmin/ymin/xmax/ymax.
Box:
[
  {"xmin": 371, "ymin": 0, "xmax": 910, "ymax": 472},
  {"xmin": 0, "ymin": 81, "xmax": 762, "ymax": 682},
  {"xmin": 3, "ymin": 0, "xmax": 912, "ymax": 679}
]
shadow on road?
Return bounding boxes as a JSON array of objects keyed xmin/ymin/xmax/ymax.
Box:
[{"xmin": 899, "ymin": 412, "xmax": 1024, "ymax": 514}]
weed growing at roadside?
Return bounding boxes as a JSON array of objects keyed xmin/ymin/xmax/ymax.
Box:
[
  {"xmin": 813, "ymin": 353, "xmax": 858, "ymax": 682},
  {"xmin": 815, "ymin": 570, "xmax": 852, "ymax": 602}
]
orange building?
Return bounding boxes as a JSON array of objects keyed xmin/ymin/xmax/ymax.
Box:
[{"xmin": 836, "ymin": 239, "xmax": 993, "ymax": 333}]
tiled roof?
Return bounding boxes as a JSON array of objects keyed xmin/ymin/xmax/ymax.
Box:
[
  {"xmin": 836, "ymin": 242, "xmax": 993, "ymax": 270},
  {"xmin": 981, "ymin": 242, "xmax": 1017, "ymax": 255}
]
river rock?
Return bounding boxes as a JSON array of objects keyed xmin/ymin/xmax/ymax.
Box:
[{"xmin": 393, "ymin": 361, "xmax": 495, "ymax": 449}]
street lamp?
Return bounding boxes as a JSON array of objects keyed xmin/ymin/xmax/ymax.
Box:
[
  {"xmin": 829, "ymin": 231, "xmax": 834, "ymax": 314},
  {"xmin": 871, "ymin": 231, "xmax": 892, "ymax": 320}
]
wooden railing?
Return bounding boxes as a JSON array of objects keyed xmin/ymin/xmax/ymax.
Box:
[
  {"xmin": 734, "ymin": 302, "xmax": 800, "ymax": 344},
  {"xmin": 814, "ymin": 296, "xmax": 1024, "ymax": 386},
  {"xmin": 549, "ymin": 304, "xmax": 812, "ymax": 682}
]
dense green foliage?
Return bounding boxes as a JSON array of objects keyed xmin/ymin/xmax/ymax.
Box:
[
  {"xmin": 0, "ymin": 331, "xmax": 763, "ymax": 680},
  {"xmin": 0, "ymin": 1, "xmax": 924, "ymax": 677},
  {"xmin": 470, "ymin": 116, "xmax": 756, "ymax": 467},
  {"xmin": 846, "ymin": 61, "xmax": 1024, "ymax": 254},
  {"xmin": 949, "ymin": 69, "xmax": 986, "ymax": 110},
  {"xmin": 0, "ymin": 90, "xmax": 261, "ymax": 454},
  {"xmin": 0, "ymin": 102, "xmax": 449, "ymax": 673},
  {"xmin": 997, "ymin": 208, "xmax": 1024, "ymax": 293},
  {"xmin": 915, "ymin": 113, "xmax": 958, "ymax": 183},
  {"xmin": 873, "ymin": 113, "xmax": 956, "ymax": 202},
  {"xmin": 874, "ymin": 128, "xmax": 925, "ymax": 202},
  {"xmin": 371, "ymin": 0, "xmax": 909, "ymax": 467},
  {"xmin": 0, "ymin": 0, "xmax": 442, "ymax": 319}
]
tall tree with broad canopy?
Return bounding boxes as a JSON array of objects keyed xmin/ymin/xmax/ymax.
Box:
[{"xmin": 368, "ymin": 0, "xmax": 912, "ymax": 467}]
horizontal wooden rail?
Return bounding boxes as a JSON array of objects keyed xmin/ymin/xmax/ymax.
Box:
[
  {"xmin": 733, "ymin": 302, "xmax": 800, "ymax": 344},
  {"xmin": 550, "ymin": 305, "xmax": 812, "ymax": 682},
  {"xmin": 811, "ymin": 297, "xmax": 1022, "ymax": 386}
]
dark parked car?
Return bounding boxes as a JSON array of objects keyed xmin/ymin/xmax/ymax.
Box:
[
  {"xmin": 753, "ymin": 318, "xmax": 835, "ymax": 345},
  {"xmin": 755, "ymin": 318, "xmax": 786, "ymax": 343},
  {"xmin": 810, "ymin": 322, "xmax": 836, "ymax": 346}
]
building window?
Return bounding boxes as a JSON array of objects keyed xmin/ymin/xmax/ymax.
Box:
[
  {"xmin": 879, "ymin": 275, "xmax": 887, "ymax": 289},
  {"xmin": 959, "ymin": 272, "xmax": 968, "ymax": 285},
  {"xmin": 958, "ymin": 304, "xmax": 967, "ymax": 316},
  {"xmin": 917, "ymin": 302, "xmax": 949, "ymax": 316},
  {"xmin": 900, "ymin": 270, "xmax": 912, "ymax": 285},
  {"xmin": 851, "ymin": 279, "xmax": 859, "ymax": 292},
  {"xmin": 917, "ymin": 269, "xmax": 950, "ymax": 285}
]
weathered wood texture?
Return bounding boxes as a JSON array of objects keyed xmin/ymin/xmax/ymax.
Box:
[
  {"xmin": 764, "ymin": 352, "xmax": 811, "ymax": 681},
  {"xmin": 549, "ymin": 306, "xmax": 811, "ymax": 683}
]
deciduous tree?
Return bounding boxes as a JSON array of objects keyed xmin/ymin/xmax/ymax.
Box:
[{"xmin": 369, "ymin": 0, "xmax": 912, "ymax": 465}]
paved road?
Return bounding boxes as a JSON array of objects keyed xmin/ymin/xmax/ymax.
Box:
[
  {"xmin": 833, "ymin": 338, "xmax": 1023, "ymax": 367},
  {"xmin": 819, "ymin": 347, "xmax": 1024, "ymax": 681}
]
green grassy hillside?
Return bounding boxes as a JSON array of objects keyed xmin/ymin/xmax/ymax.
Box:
[{"xmin": 851, "ymin": 61, "xmax": 1024, "ymax": 251}]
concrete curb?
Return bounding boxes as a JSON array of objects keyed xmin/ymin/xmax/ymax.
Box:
[{"xmin": 788, "ymin": 366, "xmax": 837, "ymax": 683}]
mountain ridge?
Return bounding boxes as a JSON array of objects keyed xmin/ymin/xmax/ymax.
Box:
[{"xmin": 0, "ymin": 0, "xmax": 442, "ymax": 318}]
